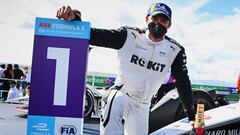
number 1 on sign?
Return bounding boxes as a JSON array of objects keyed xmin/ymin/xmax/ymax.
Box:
[{"xmin": 47, "ymin": 47, "xmax": 70, "ymax": 106}]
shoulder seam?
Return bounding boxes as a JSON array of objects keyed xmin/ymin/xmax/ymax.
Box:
[
  {"xmin": 122, "ymin": 26, "xmax": 146, "ymax": 34},
  {"xmin": 165, "ymin": 36, "xmax": 183, "ymax": 49}
]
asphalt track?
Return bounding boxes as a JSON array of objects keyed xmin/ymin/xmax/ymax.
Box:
[{"xmin": 0, "ymin": 102, "xmax": 100, "ymax": 135}]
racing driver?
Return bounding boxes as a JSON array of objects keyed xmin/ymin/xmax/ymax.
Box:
[{"xmin": 57, "ymin": 2, "xmax": 195, "ymax": 135}]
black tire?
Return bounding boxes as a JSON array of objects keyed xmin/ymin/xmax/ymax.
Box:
[
  {"xmin": 84, "ymin": 89, "xmax": 94, "ymax": 119},
  {"xmin": 214, "ymin": 96, "xmax": 229, "ymax": 107},
  {"xmin": 175, "ymin": 91, "xmax": 215, "ymax": 120}
]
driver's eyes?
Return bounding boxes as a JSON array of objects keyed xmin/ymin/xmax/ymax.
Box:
[
  {"xmin": 152, "ymin": 16, "xmax": 157, "ymax": 21},
  {"xmin": 151, "ymin": 14, "xmax": 169, "ymax": 22}
]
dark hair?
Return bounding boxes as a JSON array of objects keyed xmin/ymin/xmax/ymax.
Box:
[
  {"xmin": 14, "ymin": 64, "xmax": 19, "ymax": 69},
  {"xmin": 27, "ymin": 83, "xmax": 31, "ymax": 89},
  {"xmin": 9, "ymin": 81, "xmax": 16, "ymax": 85},
  {"xmin": 24, "ymin": 67, "xmax": 28, "ymax": 70},
  {"xmin": 0, "ymin": 64, "xmax": 5, "ymax": 69},
  {"xmin": 7, "ymin": 64, "xmax": 13, "ymax": 70}
]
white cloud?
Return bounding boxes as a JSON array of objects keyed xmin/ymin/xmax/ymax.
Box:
[
  {"xmin": 0, "ymin": 0, "xmax": 239, "ymax": 86},
  {"xmin": 168, "ymin": 0, "xmax": 240, "ymax": 85}
]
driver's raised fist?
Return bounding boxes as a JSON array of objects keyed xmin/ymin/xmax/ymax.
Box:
[{"xmin": 56, "ymin": 5, "xmax": 75, "ymax": 21}]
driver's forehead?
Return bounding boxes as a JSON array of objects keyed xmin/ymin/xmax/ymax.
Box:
[{"xmin": 151, "ymin": 14, "xmax": 169, "ymax": 21}]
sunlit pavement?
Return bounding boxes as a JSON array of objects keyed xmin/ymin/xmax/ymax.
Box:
[{"xmin": 0, "ymin": 102, "xmax": 100, "ymax": 135}]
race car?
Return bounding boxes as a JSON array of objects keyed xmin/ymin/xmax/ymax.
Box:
[
  {"xmin": 150, "ymin": 101, "xmax": 240, "ymax": 135},
  {"xmin": 148, "ymin": 87, "xmax": 234, "ymax": 133}
]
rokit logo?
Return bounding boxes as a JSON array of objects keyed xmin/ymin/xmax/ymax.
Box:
[
  {"xmin": 59, "ymin": 125, "xmax": 77, "ymax": 135},
  {"xmin": 130, "ymin": 54, "xmax": 166, "ymax": 72}
]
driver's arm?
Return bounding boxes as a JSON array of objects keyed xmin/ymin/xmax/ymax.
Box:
[
  {"xmin": 90, "ymin": 27, "xmax": 127, "ymax": 50},
  {"xmin": 72, "ymin": 9, "xmax": 127, "ymax": 50},
  {"xmin": 171, "ymin": 47, "xmax": 195, "ymax": 121}
]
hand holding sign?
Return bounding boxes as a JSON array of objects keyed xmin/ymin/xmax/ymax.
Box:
[{"xmin": 56, "ymin": 5, "xmax": 81, "ymax": 21}]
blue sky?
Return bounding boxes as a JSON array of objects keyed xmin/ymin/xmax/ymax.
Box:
[
  {"xmin": 174, "ymin": 0, "xmax": 240, "ymax": 15},
  {"xmin": 197, "ymin": 0, "xmax": 240, "ymax": 15},
  {"xmin": 0, "ymin": 0, "xmax": 239, "ymax": 86}
]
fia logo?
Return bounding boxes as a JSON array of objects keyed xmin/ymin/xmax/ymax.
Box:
[{"xmin": 59, "ymin": 125, "xmax": 77, "ymax": 135}]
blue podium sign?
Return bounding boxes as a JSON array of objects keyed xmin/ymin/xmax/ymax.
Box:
[{"xmin": 27, "ymin": 18, "xmax": 90, "ymax": 135}]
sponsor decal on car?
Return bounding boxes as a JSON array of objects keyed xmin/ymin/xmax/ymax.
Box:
[
  {"xmin": 207, "ymin": 129, "xmax": 240, "ymax": 135},
  {"xmin": 204, "ymin": 115, "xmax": 212, "ymax": 120},
  {"xmin": 215, "ymin": 90, "xmax": 231, "ymax": 95},
  {"xmin": 179, "ymin": 115, "xmax": 212, "ymax": 124}
]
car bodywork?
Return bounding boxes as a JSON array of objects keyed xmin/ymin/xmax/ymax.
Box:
[
  {"xmin": 150, "ymin": 101, "xmax": 240, "ymax": 135},
  {"xmin": 148, "ymin": 88, "xmax": 230, "ymax": 133}
]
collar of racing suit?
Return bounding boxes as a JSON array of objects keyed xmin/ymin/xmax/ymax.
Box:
[{"xmin": 145, "ymin": 30, "xmax": 166, "ymax": 46}]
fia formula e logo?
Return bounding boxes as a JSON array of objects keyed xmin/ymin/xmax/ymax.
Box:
[
  {"xmin": 32, "ymin": 123, "xmax": 49, "ymax": 131},
  {"xmin": 60, "ymin": 125, "xmax": 77, "ymax": 135}
]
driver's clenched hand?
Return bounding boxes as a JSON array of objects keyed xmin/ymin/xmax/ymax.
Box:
[{"xmin": 56, "ymin": 5, "xmax": 75, "ymax": 21}]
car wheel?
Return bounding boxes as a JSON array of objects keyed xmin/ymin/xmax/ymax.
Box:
[
  {"xmin": 175, "ymin": 91, "xmax": 215, "ymax": 121},
  {"xmin": 214, "ymin": 96, "xmax": 229, "ymax": 107},
  {"xmin": 84, "ymin": 89, "xmax": 94, "ymax": 119}
]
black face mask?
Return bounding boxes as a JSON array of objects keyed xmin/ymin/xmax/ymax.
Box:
[{"xmin": 148, "ymin": 22, "xmax": 167, "ymax": 39}]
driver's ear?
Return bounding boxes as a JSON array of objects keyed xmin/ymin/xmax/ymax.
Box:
[
  {"xmin": 145, "ymin": 16, "xmax": 149, "ymax": 23},
  {"xmin": 167, "ymin": 22, "xmax": 172, "ymax": 29}
]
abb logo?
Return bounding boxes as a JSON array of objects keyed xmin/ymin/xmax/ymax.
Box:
[{"xmin": 39, "ymin": 22, "xmax": 51, "ymax": 28}]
